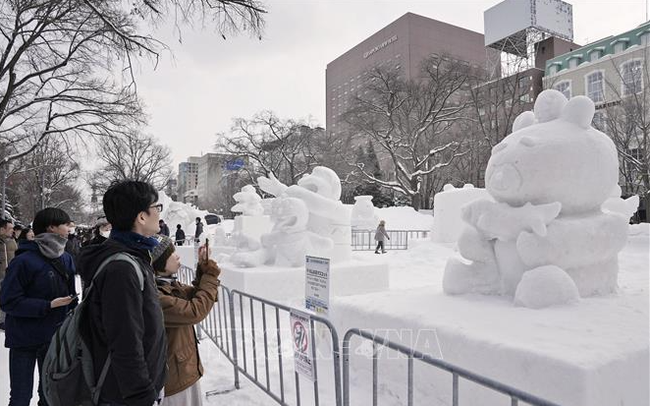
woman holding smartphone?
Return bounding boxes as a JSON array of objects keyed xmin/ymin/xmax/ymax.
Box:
[
  {"xmin": 151, "ymin": 235, "xmax": 221, "ymax": 406},
  {"xmin": 0, "ymin": 208, "xmax": 77, "ymax": 406}
]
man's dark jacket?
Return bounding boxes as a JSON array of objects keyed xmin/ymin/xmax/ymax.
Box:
[
  {"xmin": 0, "ymin": 241, "xmax": 76, "ymax": 348},
  {"xmin": 77, "ymin": 238, "xmax": 167, "ymax": 406}
]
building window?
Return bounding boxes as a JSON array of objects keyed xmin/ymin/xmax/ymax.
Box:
[
  {"xmin": 554, "ymin": 80, "xmax": 571, "ymax": 99},
  {"xmin": 622, "ymin": 59, "xmax": 643, "ymax": 96},
  {"xmin": 592, "ymin": 111, "xmax": 607, "ymax": 131},
  {"xmin": 589, "ymin": 50, "xmax": 601, "ymax": 62},
  {"xmin": 586, "ymin": 71, "xmax": 605, "ymax": 103},
  {"xmin": 641, "ymin": 32, "xmax": 650, "ymax": 46},
  {"xmin": 613, "ymin": 42, "xmax": 627, "ymax": 53},
  {"xmin": 568, "ymin": 57, "xmax": 580, "ymax": 68}
]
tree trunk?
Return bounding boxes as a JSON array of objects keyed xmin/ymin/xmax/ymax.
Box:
[{"xmin": 411, "ymin": 193, "xmax": 421, "ymax": 211}]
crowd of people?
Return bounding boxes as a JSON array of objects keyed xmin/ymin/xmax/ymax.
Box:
[{"xmin": 0, "ymin": 180, "xmax": 221, "ymax": 406}]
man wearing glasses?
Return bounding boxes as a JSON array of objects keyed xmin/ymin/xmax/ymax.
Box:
[{"xmin": 77, "ymin": 181, "xmax": 167, "ymax": 406}]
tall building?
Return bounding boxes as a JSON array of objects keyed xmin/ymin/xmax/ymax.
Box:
[
  {"xmin": 326, "ymin": 12, "xmax": 497, "ymax": 137},
  {"xmin": 177, "ymin": 157, "xmax": 199, "ymax": 203},
  {"xmin": 196, "ymin": 153, "xmax": 245, "ymax": 214}
]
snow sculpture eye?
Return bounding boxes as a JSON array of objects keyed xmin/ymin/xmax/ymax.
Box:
[{"xmin": 519, "ymin": 136, "xmax": 537, "ymax": 147}]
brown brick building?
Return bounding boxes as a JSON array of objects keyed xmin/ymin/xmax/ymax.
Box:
[{"xmin": 326, "ymin": 12, "xmax": 497, "ymax": 136}]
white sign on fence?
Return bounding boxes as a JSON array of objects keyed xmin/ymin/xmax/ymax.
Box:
[
  {"xmin": 305, "ymin": 256, "xmax": 330, "ymax": 315},
  {"xmin": 290, "ymin": 310, "xmax": 315, "ymax": 381}
]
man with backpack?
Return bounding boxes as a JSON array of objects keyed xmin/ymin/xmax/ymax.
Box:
[{"xmin": 76, "ymin": 181, "xmax": 167, "ymax": 406}]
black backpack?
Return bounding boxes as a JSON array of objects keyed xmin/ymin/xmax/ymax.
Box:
[{"xmin": 41, "ymin": 253, "xmax": 144, "ymax": 406}]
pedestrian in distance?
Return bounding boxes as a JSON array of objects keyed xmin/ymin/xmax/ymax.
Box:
[
  {"xmin": 151, "ymin": 236, "xmax": 221, "ymax": 406},
  {"xmin": 194, "ymin": 217, "xmax": 204, "ymax": 244},
  {"xmin": 374, "ymin": 220, "xmax": 390, "ymax": 254},
  {"xmin": 158, "ymin": 219, "xmax": 170, "ymax": 237},
  {"xmin": 17, "ymin": 228, "xmax": 35, "ymax": 242},
  {"xmin": 174, "ymin": 224, "xmax": 185, "ymax": 246},
  {"xmin": 0, "ymin": 208, "xmax": 77, "ymax": 406},
  {"xmin": 0, "ymin": 217, "xmax": 16, "ymax": 330}
]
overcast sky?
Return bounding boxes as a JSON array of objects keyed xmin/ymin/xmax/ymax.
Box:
[{"xmin": 132, "ymin": 0, "xmax": 647, "ymax": 168}]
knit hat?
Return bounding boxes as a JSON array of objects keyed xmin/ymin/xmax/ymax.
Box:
[{"xmin": 151, "ymin": 235, "xmax": 175, "ymax": 272}]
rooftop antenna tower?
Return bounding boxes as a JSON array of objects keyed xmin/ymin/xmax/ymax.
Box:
[{"xmin": 484, "ymin": 0, "xmax": 574, "ymax": 79}]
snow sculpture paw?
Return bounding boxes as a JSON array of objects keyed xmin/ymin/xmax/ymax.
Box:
[{"xmin": 514, "ymin": 266, "xmax": 579, "ymax": 309}]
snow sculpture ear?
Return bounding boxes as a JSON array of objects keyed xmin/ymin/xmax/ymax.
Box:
[
  {"xmin": 560, "ymin": 95, "xmax": 595, "ymax": 129},
  {"xmin": 512, "ymin": 111, "xmax": 535, "ymax": 132},
  {"xmin": 533, "ymin": 89, "xmax": 568, "ymax": 123}
]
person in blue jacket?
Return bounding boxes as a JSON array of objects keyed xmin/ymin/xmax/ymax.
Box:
[{"xmin": 0, "ymin": 207, "xmax": 77, "ymax": 406}]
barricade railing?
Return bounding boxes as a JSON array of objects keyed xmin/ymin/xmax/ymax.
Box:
[
  {"xmin": 351, "ymin": 230, "xmax": 429, "ymax": 251},
  {"xmin": 173, "ymin": 267, "xmax": 562, "ymax": 406},
  {"xmin": 342, "ymin": 328, "xmax": 562, "ymax": 406},
  {"xmin": 176, "ymin": 265, "xmax": 240, "ymax": 393},
  {"xmin": 230, "ymin": 289, "xmax": 343, "ymax": 406}
]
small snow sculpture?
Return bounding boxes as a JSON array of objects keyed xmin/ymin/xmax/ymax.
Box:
[
  {"xmin": 231, "ymin": 185, "xmax": 264, "ymax": 216},
  {"xmin": 351, "ymin": 195, "xmax": 379, "ymax": 230},
  {"xmin": 443, "ymin": 90, "xmax": 630, "ymax": 308},
  {"xmin": 231, "ymin": 197, "xmax": 333, "ymax": 267}
]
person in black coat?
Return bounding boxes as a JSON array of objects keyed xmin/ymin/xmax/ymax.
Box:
[
  {"xmin": 0, "ymin": 208, "xmax": 77, "ymax": 406},
  {"xmin": 77, "ymin": 181, "xmax": 167, "ymax": 406},
  {"xmin": 174, "ymin": 224, "xmax": 185, "ymax": 246},
  {"xmin": 194, "ymin": 217, "xmax": 203, "ymax": 244}
]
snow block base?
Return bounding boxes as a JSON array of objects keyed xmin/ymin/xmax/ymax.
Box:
[
  {"xmin": 329, "ymin": 287, "xmax": 648, "ymax": 406},
  {"xmin": 219, "ymin": 261, "xmax": 390, "ymax": 301}
]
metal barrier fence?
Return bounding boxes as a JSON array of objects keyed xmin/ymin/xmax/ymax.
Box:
[
  {"xmin": 351, "ymin": 230, "xmax": 430, "ymax": 251},
  {"xmin": 175, "ymin": 266, "xmax": 562, "ymax": 406},
  {"xmin": 230, "ymin": 289, "xmax": 342, "ymax": 406},
  {"xmin": 342, "ymin": 329, "xmax": 562, "ymax": 406},
  {"xmin": 176, "ymin": 266, "xmax": 240, "ymax": 392}
]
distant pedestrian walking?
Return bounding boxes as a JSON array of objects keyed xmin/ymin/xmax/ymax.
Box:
[
  {"xmin": 374, "ymin": 220, "xmax": 390, "ymax": 254},
  {"xmin": 175, "ymin": 224, "xmax": 185, "ymax": 246},
  {"xmin": 194, "ymin": 217, "xmax": 204, "ymax": 244}
]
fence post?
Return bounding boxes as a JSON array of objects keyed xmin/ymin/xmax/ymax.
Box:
[{"xmin": 228, "ymin": 288, "xmax": 241, "ymax": 389}]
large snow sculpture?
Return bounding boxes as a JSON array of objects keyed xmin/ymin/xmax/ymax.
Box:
[
  {"xmin": 443, "ymin": 90, "xmax": 631, "ymax": 308},
  {"xmin": 257, "ymin": 166, "xmax": 351, "ymax": 264},
  {"xmin": 157, "ymin": 191, "xmax": 211, "ymax": 241}
]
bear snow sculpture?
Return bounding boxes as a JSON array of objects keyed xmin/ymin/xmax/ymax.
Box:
[{"xmin": 443, "ymin": 89, "xmax": 630, "ymax": 309}]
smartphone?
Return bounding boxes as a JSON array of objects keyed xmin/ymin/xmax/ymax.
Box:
[{"xmin": 69, "ymin": 293, "xmax": 79, "ymax": 299}]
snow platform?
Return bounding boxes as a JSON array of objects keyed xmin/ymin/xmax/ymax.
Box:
[
  {"xmin": 329, "ymin": 239, "xmax": 649, "ymax": 406},
  {"xmin": 219, "ymin": 261, "xmax": 390, "ymax": 301}
]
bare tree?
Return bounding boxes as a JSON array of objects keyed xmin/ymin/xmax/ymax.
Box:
[
  {"xmin": 216, "ymin": 111, "xmax": 325, "ymax": 187},
  {"xmin": 343, "ymin": 55, "xmax": 475, "ymax": 210},
  {"xmin": 453, "ymin": 60, "xmax": 535, "ymax": 188},
  {"xmin": 601, "ymin": 47, "xmax": 650, "ymax": 220},
  {"xmin": 6, "ymin": 135, "xmax": 80, "ymax": 221},
  {"xmin": 0, "ymin": 0, "xmax": 266, "ymax": 165},
  {"xmin": 95, "ymin": 132, "xmax": 173, "ymax": 190}
]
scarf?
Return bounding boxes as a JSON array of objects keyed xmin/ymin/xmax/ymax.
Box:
[
  {"xmin": 34, "ymin": 233, "xmax": 68, "ymax": 259},
  {"xmin": 109, "ymin": 230, "xmax": 159, "ymax": 253}
]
